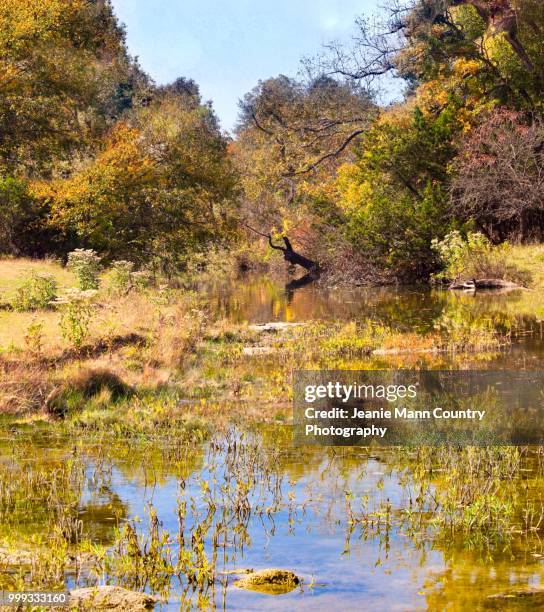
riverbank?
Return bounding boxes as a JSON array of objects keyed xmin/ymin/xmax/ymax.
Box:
[{"xmin": 0, "ymin": 255, "xmax": 517, "ymax": 424}]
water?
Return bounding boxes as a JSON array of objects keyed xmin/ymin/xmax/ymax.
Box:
[{"xmin": 3, "ymin": 276, "xmax": 544, "ymax": 609}]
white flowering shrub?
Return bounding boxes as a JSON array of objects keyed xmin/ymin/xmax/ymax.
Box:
[
  {"xmin": 67, "ymin": 249, "xmax": 101, "ymax": 290},
  {"xmin": 11, "ymin": 273, "xmax": 57, "ymax": 311}
]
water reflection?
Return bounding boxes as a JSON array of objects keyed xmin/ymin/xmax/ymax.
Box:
[
  {"xmin": 199, "ymin": 275, "xmax": 544, "ymax": 368},
  {"xmin": 1, "ymin": 430, "xmax": 543, "ymax": 610}
]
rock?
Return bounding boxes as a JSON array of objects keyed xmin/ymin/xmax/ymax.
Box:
[
  {"xmin": 69, "ymin": 586, "xmax": 157, "ymax": 610},
  {"xmin": 0, "ymin": 546, "xmax": 34, "ymax": 566},
  {"xmin": 248, "ymin": 322, "xmax": 303, "ymax": 333},
  {"xmin": 233, "ymin": 568, "xmax": 301, "ymax": 595},
  {"xmin": 220, "ymin": 568, "xmax": 254, "ymax": 575},
  {"xmin": 485, "ymin": 586, "xmax": 544, "ymax": 608}
]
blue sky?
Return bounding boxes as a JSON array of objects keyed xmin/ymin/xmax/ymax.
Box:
[{"xmin": 111, "ymin": 0, "xmax": 382, "ymax": 132}]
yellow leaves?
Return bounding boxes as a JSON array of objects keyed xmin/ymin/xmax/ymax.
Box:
[
  {"xmin": 452, "ymin": 58, "xmax": 482, "ymax": 79},
  {"xmin": 96, "ymin": 123, "xmax": 156, "ymax": 180},
  {"xmin": 36, "ymin": 121, "xmax": 159, "ymax": 233},
  {"xmin": 416, "ymin": 81, "xmax": 450, "ymax": 114},
  {"xmin": 0, "ymin": 0, "xmax": 85, "ymax": 53},
  {"xmin": 336, "ymin": 163, "xmax": 370, "ymax": 213},
  {"xmin": 376, "ymin": 103, "xmax": 414, "ymax": 129}
]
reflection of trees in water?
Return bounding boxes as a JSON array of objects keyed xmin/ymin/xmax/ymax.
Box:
[
  {"xmin": 423, "ymin": 535, "xmax": 544, "ymax": 610},
  {"xmin": 194, "ymin": 276, "xmax": 538, "ymax": 339},
  {"xmin": 78, "ymin": 490, "xmax": 127, "ymax": 544}
]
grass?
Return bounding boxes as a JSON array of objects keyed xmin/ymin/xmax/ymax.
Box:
[
  {"xmin": 0, "ymin": 258, "xmax": 75, "ymax": 298},
  {"xmin": 507, "ymin": 243, "xmax": 544, "ymax": 289}
]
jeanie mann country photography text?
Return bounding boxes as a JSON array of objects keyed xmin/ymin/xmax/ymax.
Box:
[
  {"xmin": 303, "ymin": 384, "xmax": 486, "ymax": 440},
  {"xmin": 294, "ymin": 371, "xmax": 544, "ymax": 446}
]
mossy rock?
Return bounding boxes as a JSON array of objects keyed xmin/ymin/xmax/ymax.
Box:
[{"xmin": 233, "ymin": 568, "xmax": 300, "ymax": 595}]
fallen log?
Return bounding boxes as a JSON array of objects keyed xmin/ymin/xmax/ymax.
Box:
[
  {"xmin": 243, "ymin": 223, "xmax": 321, "ymax": 273},
  {"xmin": 449, "ymin": 278, "xmax": 523, "ymax": 291}
]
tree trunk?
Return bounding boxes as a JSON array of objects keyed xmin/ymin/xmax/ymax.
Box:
[{"xmin": 268, "ymin": 236, "xmax": 320, "ymax": 272}]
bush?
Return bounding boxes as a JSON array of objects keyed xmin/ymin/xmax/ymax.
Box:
[
  {"xmin": 24, "ymin": 318, "xmax": 44, "ymax": 354},
  {"xmin": 54, "ymin": 289, "xmax": 97, "ymax": 350},
  {"xmin": 131, "ymin": 270, "xmax": 153, "ymax": 290},
  {"xmin": 105, "ymin": 261, "xmax": 153, "ymax": 294},
  {"xmin": 107, "ymin": 260, "xmax": 134, "ymax": 294},
  {"xmin": 67, "ymin": 249, "xmax": 101, "ymax": 290},
  {"xmin": 431, "ymin": 231, "xmax": 529, "ymax": 285},
  {"xmin": 11, "ymin": 273, "xmax": 57, "ymax": 311}
]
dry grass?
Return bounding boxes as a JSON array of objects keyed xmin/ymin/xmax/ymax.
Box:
[
  {"xmin": 507, "ymin": 244, "xmax": 544, "ymax": 289},
  {"xmin": 0, "ymin": 259, "xmax": 208, "ymax": 413},
  {"xmin": 0, "ymin": 258, "xmax": 75, "ymax": 351}
]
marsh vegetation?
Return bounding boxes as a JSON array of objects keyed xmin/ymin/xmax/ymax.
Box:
[{"xmin": 2, "ymin": 0, "xmax": 544, "ymax": 608}]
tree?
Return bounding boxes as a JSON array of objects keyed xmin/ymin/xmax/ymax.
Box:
[
  {"xmin": 233, "ymin": 75, "xmax": 376, "ymax": 269},
  {"xmin": 317, "ymin": 0, "xmax": 544, "ymax": 113},
  {"xmin": 0, "ymin": 0, "xmax": 145, "ymax": 176},
  {"xmin": 37, "ymin": 87, "xmax": 238, "ymax": 266},
  {"xmin": 451, "ymin": 109, "xmax": 544, "ymax": 241},
  {"xmin": 336, "ymin": 103, "xmax": 456, "ymax": 278}
]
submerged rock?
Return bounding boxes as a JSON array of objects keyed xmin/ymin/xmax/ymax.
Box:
[
  {"xmin": 69, "ymin": 586, "xmax": 157, "ymax": 610},
  {"xmin": 233, "ymin": 568, "xmax": 301, "ymax": 595},
  {"xmin": 449, "ymin": 278, "xmax": 523, "ymax": 291}
]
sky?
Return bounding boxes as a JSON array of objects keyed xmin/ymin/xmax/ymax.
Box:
[{"xmin": 111, "ymin": 0, "xmax": 382, "ymax": 132}]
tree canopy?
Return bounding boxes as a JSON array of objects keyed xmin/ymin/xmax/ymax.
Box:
[{"xmin": 3, "ymin": 0, "xmax": 544, "ymax": 280}]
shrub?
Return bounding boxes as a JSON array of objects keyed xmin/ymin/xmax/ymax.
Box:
[
  {"xmin": 106, "ymin": 261, "xmax": 153, "ymax": 294},
  {"xmin": 11, "ymin": 273, "xmax": 57, "ymax": 311},
  {"xmin": 131, "ymin": 270, "xmax": 153, "ymax": 290},
  {"xmin": 54, "ymin": 289, "xmax": 97, "ymax": 350},
  {"xmin": 24, "ymin": 318, "xmax": 44, "ymax": 355},
  {"xmin": 107, "ymin": 260, "xmax": 134, "ymax": 294},
  {"xmin": 431, "ymin": 231, "xmax": 528, "ymax": 285},
  {"xmin": 67, "ymin": 249, "xmax": 101, "ymax": 290}
]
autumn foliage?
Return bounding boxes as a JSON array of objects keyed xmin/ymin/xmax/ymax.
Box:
[{"xmin": 2, "ymin": 0, "xmax": 544, "ymax": 281}]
